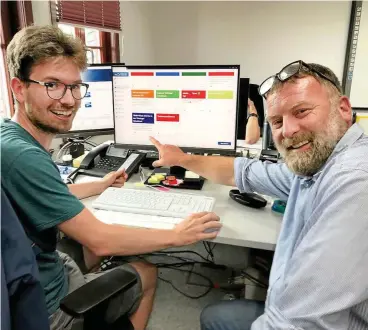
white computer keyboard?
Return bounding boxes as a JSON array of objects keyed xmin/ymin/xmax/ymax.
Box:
[
  {"xmin": 94, "ymin": 210, "xmax": 181, "ymax": 229},
  {"xmin": 92, "ymin": 187, "xmax": 215, "ymax": 218}
]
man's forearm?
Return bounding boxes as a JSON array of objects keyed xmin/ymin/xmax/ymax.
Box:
[
  {"xmin": 245, "ymin": 117, "xmax": 261, "ymax": 144},
  {"xmin": 178, "ymin": 154, "xmax": 236, "ymax": 186},
  {"xmin": 59, "ymin": 208, "xmax": 178, "ymax": 256},
  {"xmin": 96, "ymin": 225, "xmax": 177, "ymax": 256},
  {"xmin": 68, "ymin": 181, "xmax": 104, "ymax": 199}
]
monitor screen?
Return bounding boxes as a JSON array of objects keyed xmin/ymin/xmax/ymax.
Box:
[
  {"xmin": 112, "ymin": 65, "xmax": 240, "ymax": 154},
  {"xmin": 61, "ymin": 64, "xmax": 114, "ymax": 137}
]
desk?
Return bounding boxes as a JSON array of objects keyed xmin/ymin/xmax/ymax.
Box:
[{"xmin": 81, "ymin": 171, "xmax": 282, "ymax": 251}]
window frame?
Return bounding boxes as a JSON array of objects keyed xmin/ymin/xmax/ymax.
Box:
[{"xmin": 61, "ymin": 25, "xmax": 120, "ymax": 65}]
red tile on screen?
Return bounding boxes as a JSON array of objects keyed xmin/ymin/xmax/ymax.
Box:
[
  {"xmin": 181, "ymin": 90, "xmax": 206, "ymax": 99},
  {"xmin": 156, "ymin": 114, "xmax": 180, "ymax": 122}
]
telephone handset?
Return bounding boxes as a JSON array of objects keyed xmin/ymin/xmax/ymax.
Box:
[
  {"xmin": 80, "ymin": 143, "xmax": 109, "ymax": 170},
  {"xmin": 78, "ymin": 144, "xmax": 145, "ymax": 179}
]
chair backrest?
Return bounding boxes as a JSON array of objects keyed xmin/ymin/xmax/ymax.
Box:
[{"xmin": 1, "ymin": 188, "xmax": 50, "ymax": 330}]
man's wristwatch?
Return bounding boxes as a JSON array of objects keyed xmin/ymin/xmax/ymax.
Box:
[{"xmin": 247, "ymin": 113, "xmax": 258, "ymax": 119}]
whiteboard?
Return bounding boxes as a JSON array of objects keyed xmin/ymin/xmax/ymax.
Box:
[{"xmin": 350, "ymin": 2, "xmax": 368, "ymax": 108}]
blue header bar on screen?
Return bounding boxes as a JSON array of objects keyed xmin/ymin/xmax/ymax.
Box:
[
  {"xmin": 82, "ymin": 68, "xmax": 112, "ymax": 82},
  {"xmin": 155, "ymin": 72, "xmax": 180, "ymax": 76}
]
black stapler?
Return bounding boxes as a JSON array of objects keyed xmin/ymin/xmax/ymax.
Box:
[{"xmin": 229, "ymin": 189, "xmax": 267, "ymax": 209}]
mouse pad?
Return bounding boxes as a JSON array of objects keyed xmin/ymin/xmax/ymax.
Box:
[{"xmin": 144, "ymin": 168, "xmax": 205, "ymax": 190}]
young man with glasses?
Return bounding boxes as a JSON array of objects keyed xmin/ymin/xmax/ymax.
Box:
[
  {"xmin": 1, "ymin": 25, "xmax": 221, "ymax": 330},
  {"xmin": 150, "ymin": 60, "xmax": 368, "ymax": 329}
]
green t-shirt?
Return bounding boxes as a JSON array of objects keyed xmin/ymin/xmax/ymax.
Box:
[{"xmin": 1, "ymin": 119, "xmax": 85, "ymax": 315}]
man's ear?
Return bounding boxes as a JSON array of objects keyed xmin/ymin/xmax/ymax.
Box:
[
  {"xmin": 10, "ymin": 77, "xmax": 26, "ymax": 105},
  {"xmin": 338, "ymin": 95, "xmax": 352, "ymax": 124}
]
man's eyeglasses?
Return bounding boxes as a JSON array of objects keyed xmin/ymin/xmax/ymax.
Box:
[
  {"xmin": 258, "ymin": 60, "xmax": 341, "ymax": 98},
  {"xmin": 25, "ymin": 79, "xmax": 89, "ymax": 100}
]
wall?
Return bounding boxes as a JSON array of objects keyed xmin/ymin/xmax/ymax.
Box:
[
  {"xmin": 31, "ymin": 0, "xmax": 52, "ymax": 25},
  {"xmin": 148, "ymin": 1, "xmax": 351, "ymax": 85},
  {"xmin": 31, "ymin": 1, "xmax": 352, "ymax": 84},
  {"xmin": 149, "ymin": 2, "xmax": 200, "ymax": 65},
  {"xmin": 120, "ymin": 1, "xmax": 155, "ymax": 64}
]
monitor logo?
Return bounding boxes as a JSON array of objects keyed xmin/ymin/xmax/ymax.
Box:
[{"xmin": 113, "ymin": 72, "xmax": 129, "ymax": 77}]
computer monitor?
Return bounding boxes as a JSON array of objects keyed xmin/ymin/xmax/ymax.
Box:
[
  {"xmin": 237, "ymin": 78, "xmax": 250, "ymax": 140},
  {"xmin": 112, "ymin": 65, "xmax": 240, "ymax": 154},
  {"xmin": 57, "ymin": 64, "xmax": 115, "ymax": 138}
]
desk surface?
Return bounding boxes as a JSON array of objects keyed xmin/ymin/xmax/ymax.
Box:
[{"xmin": 81, "ymin": 171, "xmax": 282, "ymax": 251}]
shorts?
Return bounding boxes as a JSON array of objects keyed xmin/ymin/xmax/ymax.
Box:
[{"xmin": 49, "ymin": 251, "xmax": 143, "ymax": 330}]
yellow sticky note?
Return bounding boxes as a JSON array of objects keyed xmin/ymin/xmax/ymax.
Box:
[
  {"xmin": 154, "ymin": 174, "xmax": 165, "ymax": 181},
  {"xmin": 148, "ymin": 176, "xmax": 160, "ymax": 184}
]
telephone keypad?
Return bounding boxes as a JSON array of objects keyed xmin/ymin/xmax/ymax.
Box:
[{"xmin": 95, "ymin": 157, "xmax": 122, "ymax": 171}]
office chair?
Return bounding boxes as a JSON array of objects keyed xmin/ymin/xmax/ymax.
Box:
[
  {"xmin": 63, "ymin": 268, "xmax": 136, "ymax": 330},
  {"xmin": 1, "ymin": 188, "xmax": 136, "ymax": 330}
]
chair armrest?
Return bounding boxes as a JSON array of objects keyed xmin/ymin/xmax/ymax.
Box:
[{"xmin": 60, "ymin": 268, "xmax": 137, "ymax": 317}]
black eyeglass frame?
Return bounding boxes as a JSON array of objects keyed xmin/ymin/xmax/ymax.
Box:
[
  {"xmin": 24, "ymin": 79, "xmax": 90, "ymax": 100},
  {"xmin": 258, "ymin": 60, "xmax": 341, "ymax": 99}
]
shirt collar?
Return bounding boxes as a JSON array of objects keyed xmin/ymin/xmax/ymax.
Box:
[
  {"xmin": 297, "ymin": 124, "xmax": 364, "ymax": 183},
  {"xmin": 331, "ymin": 123, "xmax": 364, "ymax": 154}
]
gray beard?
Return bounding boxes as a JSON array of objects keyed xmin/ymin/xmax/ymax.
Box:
[
  {"xmin": 282, "ymin": 138, "xmax": 337, "ymax": 176},
  {"xmin": 277, "ymin": 113, "xmax": 348, "ymax": 176}
]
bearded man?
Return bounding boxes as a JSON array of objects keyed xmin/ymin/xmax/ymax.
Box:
[{"xmin": 149, "ymin": 60, "xmax": 368, "ymax": 330}]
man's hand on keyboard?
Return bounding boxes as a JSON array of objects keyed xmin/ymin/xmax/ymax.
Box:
[
  {"xmin": 149, "ymin": 136, "xmax": 186, "ymax": 167},
  {"xmin": 101, "ymin": 168, "xmax": 128, "ymax": 190},
  {"xmin": 173, "ymin": 212, "xmax": 222, "ymax": 245}
]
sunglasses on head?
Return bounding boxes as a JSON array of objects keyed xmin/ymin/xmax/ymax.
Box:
[{"xmin": 258, "ymin": 60, "xmax": 340, "ymax": 98}]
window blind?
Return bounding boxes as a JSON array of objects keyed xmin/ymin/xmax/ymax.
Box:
[{"xmin": 54, "ymin": 1, "xmax": 121, "ymax": 31}]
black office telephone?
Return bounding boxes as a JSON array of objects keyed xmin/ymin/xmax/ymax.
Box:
[{"xmin": 78, "ymin": 143, "xmax": 145, "ymax": 179}]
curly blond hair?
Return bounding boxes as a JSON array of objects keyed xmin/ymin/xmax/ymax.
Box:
[{"xmin": 6, "ymin": 25, "xmax": 87, "ymax": 81}]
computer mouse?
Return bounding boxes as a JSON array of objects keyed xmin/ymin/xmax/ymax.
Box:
[
  {"xmin": 204, "ymin": 227, "xmax": 221, "ymax": 234},
  {"xmin": 229, "ymin": 189, "xmax": 267, "ymax": 209},
  {"xmin": 204, "ymin": 218, "xmax": 222, "ymax": 233}
]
